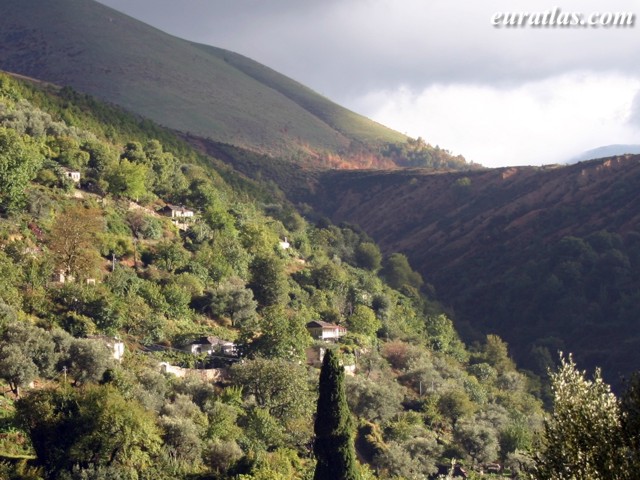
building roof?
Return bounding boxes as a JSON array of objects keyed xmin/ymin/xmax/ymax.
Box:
[
  {"xmin": 306, "ymin": 320, "xmax": 346, "ymax": 330},
  {"xmin": 189, "ymin": 336, "xmax": 233, "ymax": 346},
  {"xmin": 162, "ymin": 204, "xmax": 193, "ymax": 213}
]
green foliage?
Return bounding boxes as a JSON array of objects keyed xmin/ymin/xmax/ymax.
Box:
[
  {"xmin": 438, "ymin": 389, "xmax": 476, "ymax": 429},
  {"xmin": 347, "ymin": 305, "xmax": 380, "ymax": 338},
  {"xmin": 244, "ymin": 305, "xmax": 311, "ymax": 361},
  {"xmin": 0, "ymin": 344, "xmax": 39, "ymax": 397},
  {"xmin": 533, "ymin": 354, "xmax": 626, "ymax": 480},
  {"xmin": 248, "ymin": 254, "xmax": 288, "ymax": 309},
  {"xmin": 153, "ymin": 240, "xmax": 190, "ymax": 273},
  {"xmin": 65, "ymin": 339, "xmax": 114, "ymax": 385},
  {"xmin": 381, "ymin": 253, "xmax": 423, "ymax": 291},
  {"xmin": 0, "ymin": 322, "xmax": 57, "ymax": 395},
  {"xmin": 346, "ymin": 375, "xmax": 403, "ymax": 424},
  {"xmin": 381, "ymin": 136, "xmax": 473, "ymax": 170},
  {"xmin": 354, "ymin": 242, "xmax": 382, "ymax": 271},
  {"xmin": 16, "ymin": 385, "xmax": 161, "ymax": 479},
  {"xmin": 314, "ymin": 349, "xmax": 358, "ymax": 480},
  {"xmin": 231, "ymin": 358, "xmax": 314, "ymax": 424},
  {"xmin": 0, "ymin": 127, "xmax": 42, "ymax": 214},
  {"xmin": 426, "ymin": 314, "xmax": 467, "ymax": 360},
  {"xmin": 105, "ymin": 158, "xmax": 148, "ymax": 200},
  {"xmin": 200, "ymin": 277, "xmax": 257, "ymax": 328},
  {"xmin": 479, "ymin": 334, "xmax": 516, "ymax": 375}
]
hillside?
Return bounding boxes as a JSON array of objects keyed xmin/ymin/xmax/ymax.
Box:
[
  {"xmin": 310, "ymin": 157, "xmax": 640, "ymax": 387},
  {"xmin": 0, "ymin": 0, "xmax": 408, "ymax": 162},
  {"xmin": 0, "ymin": 72, "xmax": 545, "ymax": 479}
]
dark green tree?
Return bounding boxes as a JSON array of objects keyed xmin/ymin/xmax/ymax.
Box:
[
  {"xmin": 0, "ymin": 322, "xmax": 58, "ymax": 395},
  {"xmin": 354, "ymin": 242, "xmax": 382, "ymax": 271},
  {"xmin": 313, "ymin": 349, "xmax": 358, "ymax": 480},
  {"xmin": 0, "ymin": 344, "xmax": 38, "ymax": 396},
  {"xmin": 248, "ymin": 254, "xmax": 288, "ymax": 309},
  {"xmin": 620, "ymin": 373, "xmax": 640, "ymax": 477},
  {"xmin": 381, "ymin": 253, "xmax": 423, "ymax": 291},
  {"xmin": 16, "ymin": 385, "xmax": 161, "ymax": 479},
  {"xmin": 244, "ymin": 305, "xmax": 311, "ymax": 360}
]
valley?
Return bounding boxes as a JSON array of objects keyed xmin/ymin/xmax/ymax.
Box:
[{"xmin": 0, "ymin": 1, "xmax": 638, "ymax": 478}]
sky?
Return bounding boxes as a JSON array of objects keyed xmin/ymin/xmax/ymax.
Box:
[{"xmin": 96, "ymin": 0, "xmax": 640, "ymax": 167}]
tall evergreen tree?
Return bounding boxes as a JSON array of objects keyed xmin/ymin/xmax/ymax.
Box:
[{"xmin": 313, "ymin": 349, "xmax": 358, "ymax": 480}]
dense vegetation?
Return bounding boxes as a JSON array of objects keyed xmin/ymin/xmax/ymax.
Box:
[
  {"xmin": 0, "ymin": 72, "xmax": 547, "ymax": 479},
  {"xmin": 380, "ymin": 137, "xmax": 477, "ymax": 171},
  {"xmin": 455, "ymin": 230, "xmax": 640, "ymax": 387}
]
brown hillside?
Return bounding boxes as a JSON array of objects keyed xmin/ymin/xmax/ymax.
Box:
[{"xmin": 311, "ymin": 156, "xmax": 640, "ymax": 384}]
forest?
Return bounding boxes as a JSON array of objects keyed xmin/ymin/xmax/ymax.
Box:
[{"xmin": 0, "ymin": 72, "xmax": 637, "ymax": 480}]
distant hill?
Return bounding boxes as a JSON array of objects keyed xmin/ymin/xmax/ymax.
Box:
[
  {"xmin": 309, "ymin": 156, "xmax": 640, "ymax": 388},
  {"xmin": 569, "ymin": 144, "xmax": 640, "ymax": 163},
  {"xmin": 0, "ymin": 0, "xmax": 406, "ymax": 160}
]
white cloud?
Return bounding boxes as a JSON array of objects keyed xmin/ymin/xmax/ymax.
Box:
[{"xmin": 355, "ymin": 73, "xmax": 640, "ymax": 167}]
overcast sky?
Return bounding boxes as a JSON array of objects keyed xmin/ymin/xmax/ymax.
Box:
[{"xmin": 97, "ymin": 0, "xmax": 640, "ymax": 167}]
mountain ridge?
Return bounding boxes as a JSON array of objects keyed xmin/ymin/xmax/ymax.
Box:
[{"xmin": 568, "ymin": 144, "xmax": 640, "ymax": 164}]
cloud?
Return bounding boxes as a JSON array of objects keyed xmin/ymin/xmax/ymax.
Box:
[
  {"xmin": 356, "ymin": 73, "xmax": 640, "ymax": 167},
  {"xmin": 97, "ymin": 0, "xmax": 640, "ymax": 96}
]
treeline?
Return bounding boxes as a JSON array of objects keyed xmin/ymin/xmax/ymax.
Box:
[
  {"xmin": 380, "ymin": 137, "xmax": 479, "ymax": 171},
  {"xmin": 0, "ymin": 72, "xmax": 544, "ymax": 479}
]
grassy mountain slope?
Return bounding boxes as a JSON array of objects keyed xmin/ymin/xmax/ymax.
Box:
[
  {"xmin": 310, "ymin": 157, "xmax": 640, "ymax": 387},
  {"xmin": 192, "ymin": 44, "xmax": 405, "ymax": 148},
  {"xmin": 0, "ymin": 0, "xmax": 405, "ymax": 159}
]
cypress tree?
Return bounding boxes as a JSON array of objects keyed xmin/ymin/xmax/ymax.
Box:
[{"xmin": 313, "ymin": 349, "xmax": 359, "ymax": 480}]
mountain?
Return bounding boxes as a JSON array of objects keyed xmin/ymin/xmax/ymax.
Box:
[
  {"xmin": 569, "ymin": 144, "xmax": 640, "ymax": 163},
  {"xmin": 308, "ymin": 156, "xmax": 640, "ymax": 387},
  {"xmin": 0, "ymin": 0, "xmax": 405, "ymax": 160}
]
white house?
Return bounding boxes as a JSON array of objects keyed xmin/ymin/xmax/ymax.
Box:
[
  {"xmin": 306, "ymin": 320, "xmax": 347, "ymax": 342},
  {"xmin": 182, "ymin": 336, "xmax": 237, "ymax": 356},
  {"xmin": 63, "ymin": 169, "xmax": 81, "ymax": 183},
  {"xmin": 160, "ymin": 204, "xmax": 195, "ymax": 219},
  {"xmin": 87, "ymin": 335, "xmax": 125, "ymax": 362},
  {"xmin": 160, "ymin": 204, "xmax": 196, "ymax": 231},
  {"xmin": 279, "ymin": 237, "xmax": 291, "ymax": 250}
]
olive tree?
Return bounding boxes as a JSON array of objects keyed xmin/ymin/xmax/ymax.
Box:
[{"xmin": 532, "ymin": 354, "xmax": 626, "ymax": 480}]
